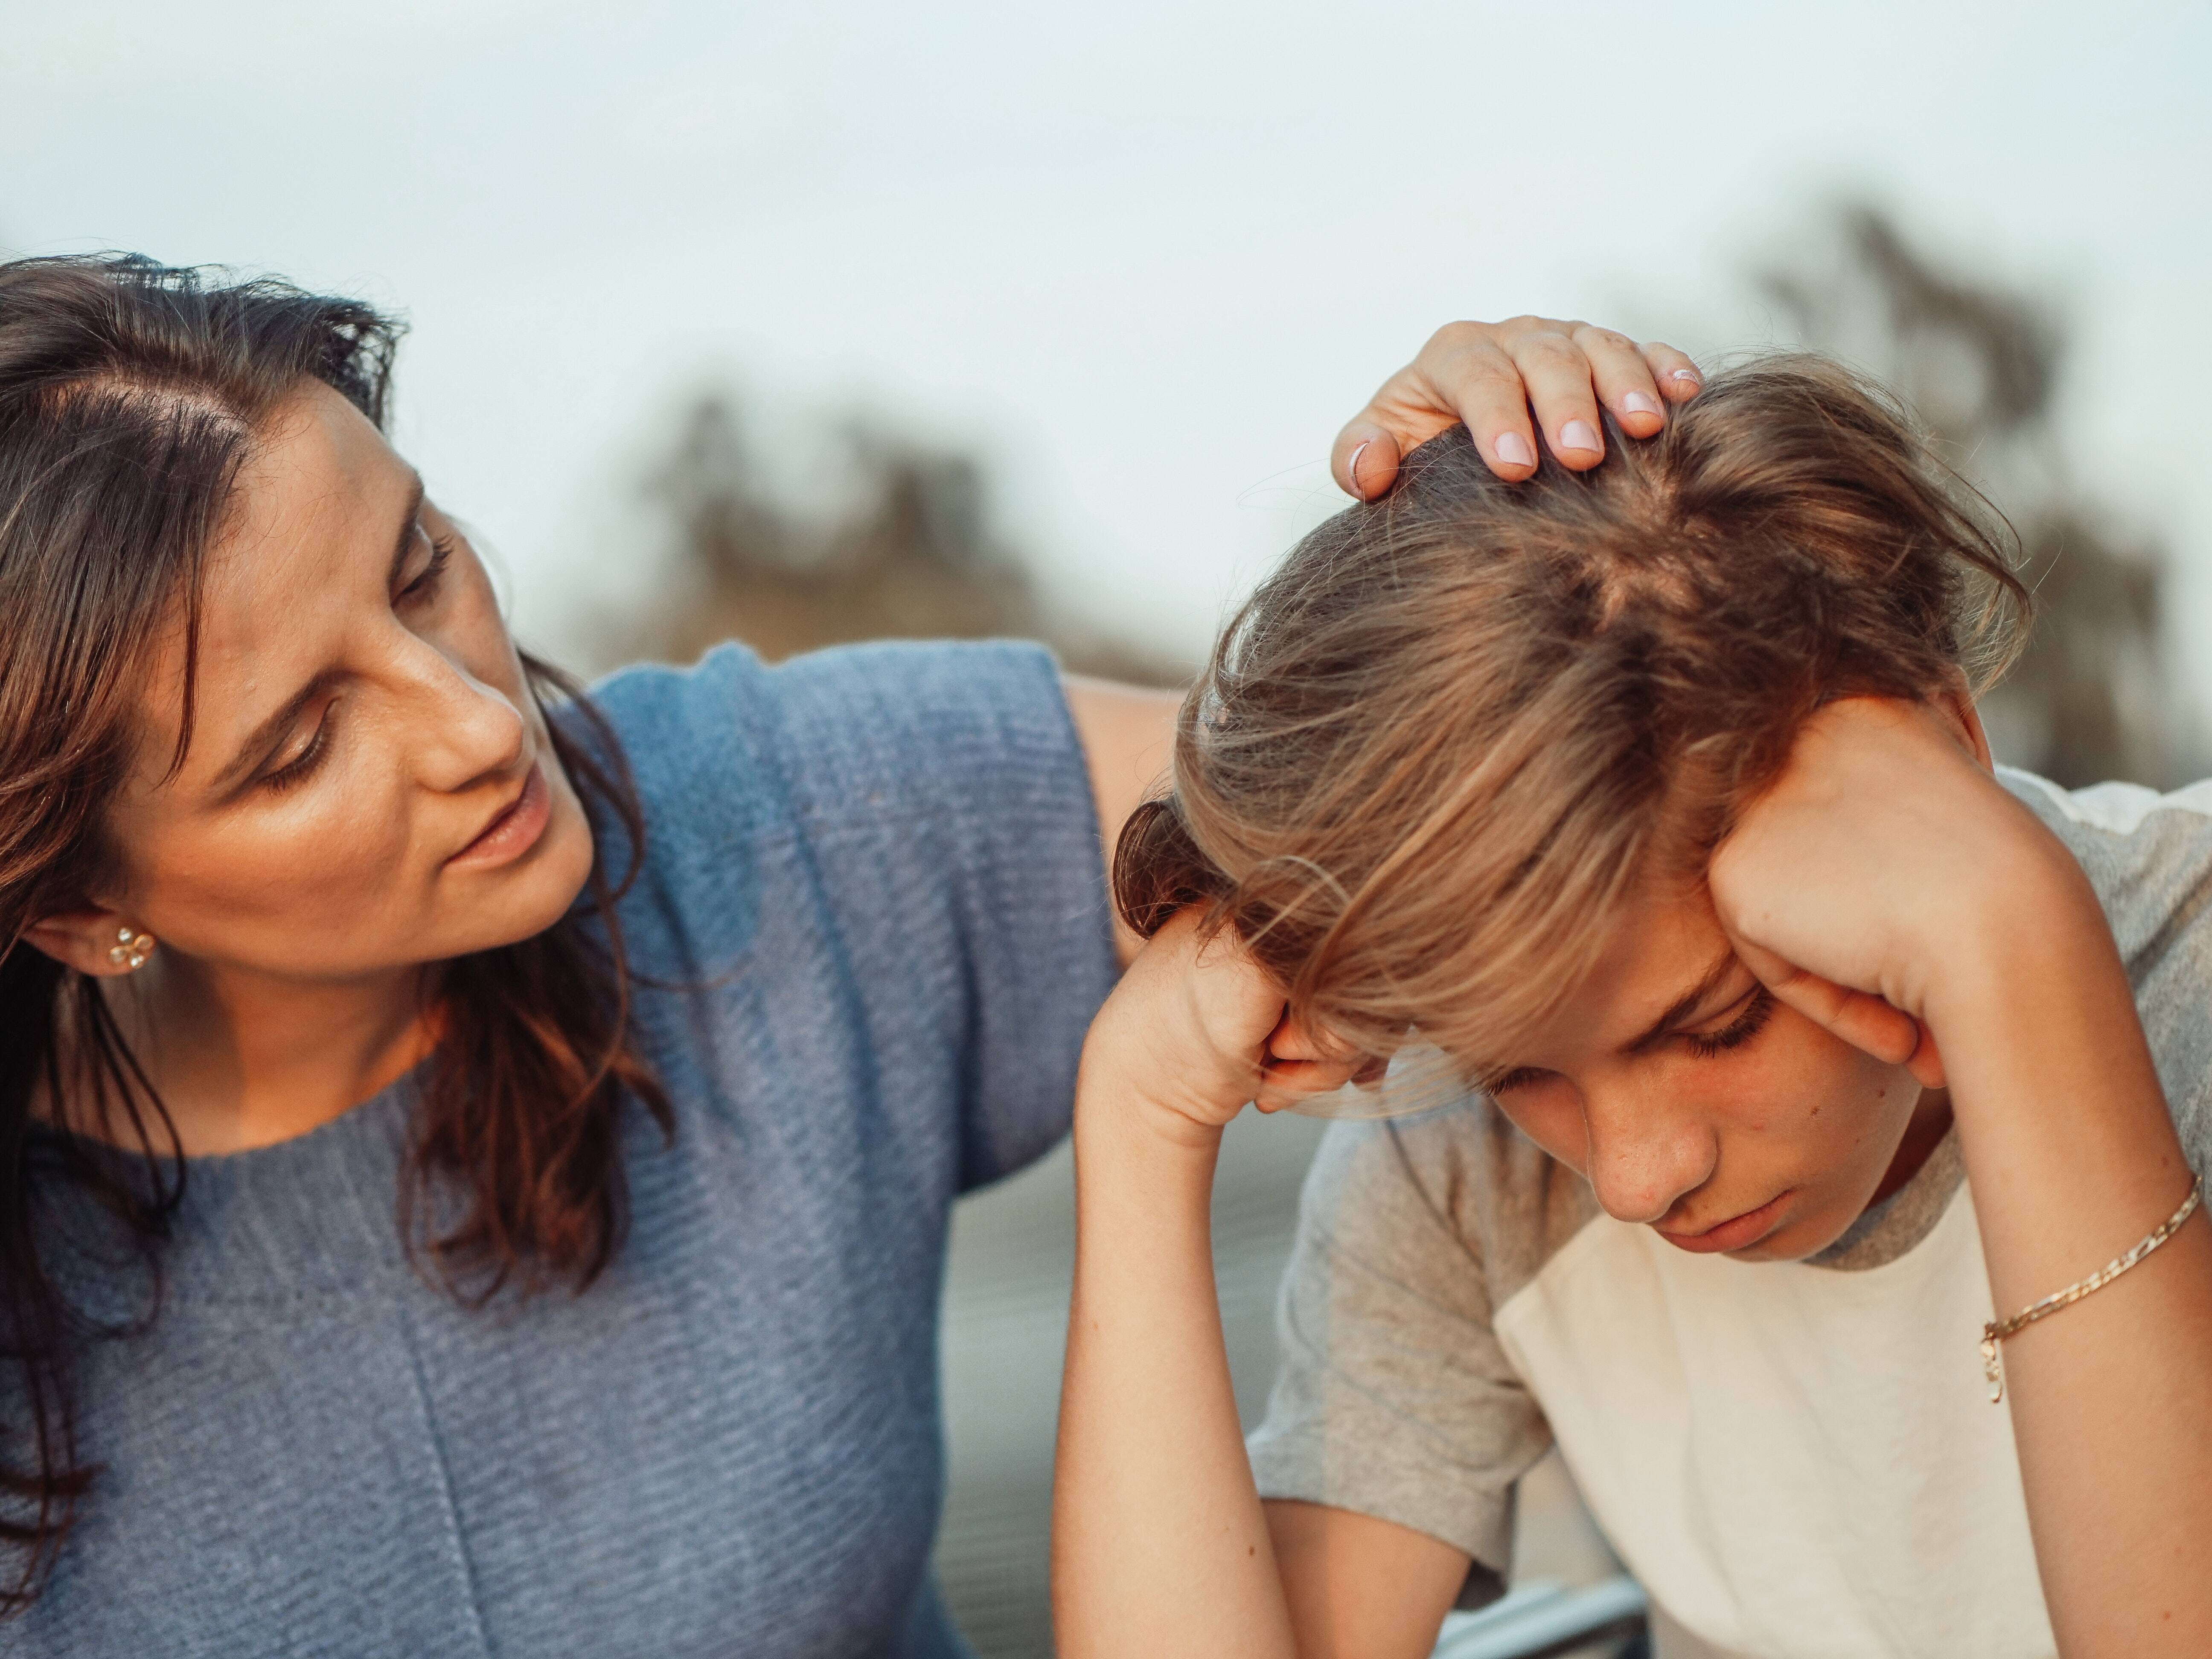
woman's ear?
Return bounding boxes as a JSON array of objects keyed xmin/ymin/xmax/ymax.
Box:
[{"xmin": 20, "ymin": 908, "xmax": 157, "ymax": 978}]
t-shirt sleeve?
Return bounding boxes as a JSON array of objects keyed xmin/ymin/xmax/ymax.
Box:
[
  {"xmin": 2000, "ymin": 771, "xmax": 2212, "ymax": 1178},
  {"xmin": 754, "ymin": 639, "xmax": 1119, "ymax": 1189},
  {"xmin": 1248, "ymin": 1109, "xmax": 1554, "ymax": 1611}
]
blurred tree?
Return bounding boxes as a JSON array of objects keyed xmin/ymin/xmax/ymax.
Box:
[
  {"xmin": 612, "ymin": 392, "xmax": 1182, "ymax": 685},
  {"xmin": 1762, "ymin": 204, "xmax": 2198, "ymax": 788}
]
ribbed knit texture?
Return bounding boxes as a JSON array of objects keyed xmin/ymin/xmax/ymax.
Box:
[{"xmin": 13, "ymin": 640, "xmax": 1116, "ymax": 1658}]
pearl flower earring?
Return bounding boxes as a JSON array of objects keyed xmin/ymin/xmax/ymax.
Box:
[{"xmin": 106, "ymin": 927, "xmax": 156, "ymax": 971}]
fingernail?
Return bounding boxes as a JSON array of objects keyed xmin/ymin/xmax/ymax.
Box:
[
  {"xmin": 1494, "ymin": 431, "xmax": 1535, "ymax": 468},
  {"xmin": 1559, "ymin": 419, "xmax": 1601, "ymax": 455},
  {"xmin": 1623, "ymin": 391, "xmax": 1662, "ymax": 417},
  {"xmin": 1671, "ymin": 368, "xmax": 1702, "ymax": 387},
  {"xmin": 1347, "ymin": 439, "xmax": 1370, "ymax": 498}
]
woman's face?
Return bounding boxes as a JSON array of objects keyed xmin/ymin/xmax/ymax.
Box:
[
  {"xmin": 1481, "ymin": 886, "xmax": 1936, "ymax": 1262},
  {"xmin": 81, "ymin": 380, "xmax": 595, "ymax": 984}
]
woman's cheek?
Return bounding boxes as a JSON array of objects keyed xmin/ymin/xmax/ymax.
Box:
[{"xmin": 158, "ymin": 779, "xmax": 417, "ymax": 949}]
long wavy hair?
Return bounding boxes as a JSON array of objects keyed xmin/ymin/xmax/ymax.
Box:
[
  {"xmin": 1115, "ymin": 356, "xmax": 2033, "ymax": 1081},
  {"xmin": 0, "ymin": 254, "xmax": 670, "ymax": 1610}
]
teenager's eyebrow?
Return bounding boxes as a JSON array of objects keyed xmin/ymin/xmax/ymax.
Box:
[
  {"xmin": 210, "ymin": 472, "xmax": 423, "ymax": 795},
  {"xmin": 1622, "ymin": 948, "xmax": 1744, "ymax": 1054}
]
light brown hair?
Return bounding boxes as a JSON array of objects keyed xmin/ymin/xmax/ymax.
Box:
[{"xmin": 1115, "ymin": 355, "xmax": 2029, "ymax": 1078}]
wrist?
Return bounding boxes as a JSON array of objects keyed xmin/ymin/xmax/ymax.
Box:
[
  {"xmin": 1919, "ymin": 827, "xmax": 2110, "ymax": 1037},
  {"xmin": 1074, "ymin": 1010, "xmax": 1249, "ymax": 1151},
  {"xmin": 1913, "ymin": 834, "xmax": 2167, "ymax": 1176},
  {"xmin": 1074, "ymin": 1050, "xmax": 1231, "ymax": 1161},
  {"xmin": 1071, "ymin": 1065, "xmax": 1224, "ymax": 1246}
]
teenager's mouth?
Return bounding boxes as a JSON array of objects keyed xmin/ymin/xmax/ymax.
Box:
[
  {"xmin": 1654, "ymin": 1189, "xmax": 1794, "ymax": 1255},
  {"xmin": 448, "ymin": 763, "xmax": 551, "ymax": 870}
]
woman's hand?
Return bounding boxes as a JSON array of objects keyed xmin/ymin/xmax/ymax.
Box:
[
  {"xmin": 1078, "ymin": 911, "xmax": 1361, "ymax": 1147},
  {"xmin": 1706, "ymin": 696, "xmax": 2068, "ymax": 1085},
  {"xmin": 1335, "ymin": 317, "xmax": 1703, "ymax": 498}
]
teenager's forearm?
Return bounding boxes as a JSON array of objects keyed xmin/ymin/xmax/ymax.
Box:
[
  {"xmin": 1935, "ymin": 854, "xmax": 2212, "ymax": 1656},
  {"xmin": 1052, "ymin": 1094, "xmax": 1298, "ymax": 1659}
]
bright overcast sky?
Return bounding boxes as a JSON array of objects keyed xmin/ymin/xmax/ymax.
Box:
[{"xmin": 6, "ymin": 0, "xmax": 2208, "ymax": 681}]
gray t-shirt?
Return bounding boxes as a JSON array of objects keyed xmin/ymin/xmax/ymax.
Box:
[
  {"xmin": 1249, "ymin": 769, "xmax": 2212, "ymax": 1659},
  {"xmin": 13, "ymin": 641, "xmax": 1118, "ymax": 1658}
]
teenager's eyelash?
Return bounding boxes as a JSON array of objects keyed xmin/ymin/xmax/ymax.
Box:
[
  {"xmin": 1482, "ymin": 988, "xmax": 1776, "ymax": 1094},
  {"xmin": 399, "ymin": 533, "xmax": 454, "ymax": 603},
  {"xmin": 1682, "ymin": 987, "xmax": 1776, "ymax": 1058}
]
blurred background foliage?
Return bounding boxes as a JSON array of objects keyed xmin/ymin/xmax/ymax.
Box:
[
  {"xmin": 1762, "ymin": 204, "xmax": 2199, "ymax": 788},
  {"xmin": 600, "ymin": 399, "xmax": 1182, "ymax": 685},
  {"xmin": 603, "ymin": 204, "xmax": 2195, "ymax": 1658},
  {"xmin": 616, "ymin": 202, "xmax": 2198, "ymax": 790}
]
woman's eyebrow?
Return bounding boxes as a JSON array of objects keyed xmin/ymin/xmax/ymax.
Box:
[
  {"xmin": 1622, "ymin": 948, "xmax": 1743, "ymax": 1054},
  {"xmin": 210, "ymin": 473, "xmax": 424, "ymax": 795}
]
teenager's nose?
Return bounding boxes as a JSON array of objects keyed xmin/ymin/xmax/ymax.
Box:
[{"xmin": 1581, "ymin": 1085, "xmax": 1717, "ymax": 1227}]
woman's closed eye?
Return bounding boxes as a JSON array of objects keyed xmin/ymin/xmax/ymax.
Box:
[
  {"xmin": 1679, "ymin": 985, "xmax": 1776, "ymax": 1058},
  {"xmin": 396, "ymin": 530, "xmax": 454, "ymax": 606},
  {"xmin": 261, "ymin": 704, "xmax": 336, "ymax": 794},
  {"xmin": 256, "ymin": 530, "xmax": 451, "ymax": 798}
]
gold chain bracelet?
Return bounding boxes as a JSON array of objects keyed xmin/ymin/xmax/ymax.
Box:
[{"xmin": 1981, "ymin": 1176, "xmax": 2202, "ymax": 1404}]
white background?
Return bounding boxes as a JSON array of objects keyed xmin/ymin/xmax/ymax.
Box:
[{"xmin": 7, "ymin": 0, "xmax": 2207, "ymax": 678}]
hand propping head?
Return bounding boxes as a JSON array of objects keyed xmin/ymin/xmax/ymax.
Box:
[{"xmin": 1082, "ymin": 910, "xmax": 1371, "ymax": 1140}]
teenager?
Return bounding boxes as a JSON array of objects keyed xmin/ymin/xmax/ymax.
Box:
[
  {"xmin": 0, "ymin": 252, "xmax": 1694, "ymax": 1653},
  {"xmin": 1054, "ymin": 358, "xmax": 2212, "ymax": 1659}
]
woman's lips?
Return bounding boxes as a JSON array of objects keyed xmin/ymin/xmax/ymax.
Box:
[
  {"xmin": 448, "ymin": 763, "xmax": 550, "ymax": 870},
  {"xmin": 1655, "ymin": 1189, "xmax": 1794, "ymax": 1255}
]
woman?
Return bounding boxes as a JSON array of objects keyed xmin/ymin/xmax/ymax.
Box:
[
  {"xmin": 1054, "ymin": 359, "xmax": 2212, "ymax": 1658},
  {"xmin": 0, "ymin": 252, "xmax": 1692, "ymax": 1654}
]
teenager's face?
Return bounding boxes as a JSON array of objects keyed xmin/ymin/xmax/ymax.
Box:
[
  {"xmin": 55, "ymin": 380, "xmax": 594, "ymax": 984},
  {"xmin": 1481, "ymin": 885, "xmax": 1930, "ymax": 1262}
]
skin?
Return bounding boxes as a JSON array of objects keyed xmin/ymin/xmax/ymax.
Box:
[
  {"xmin": 28, "ymin": 382, "xmax": 597, "ymax": 1150},
  {"xmin": 26, "ymin": 317, "xmax": 1686, "ymax": 1156},
  {"xmin": 1054, "ymin": 698, "xmax": 2212, "ymax": 1657},
  {"xmin": 1333, "ymin": 316, "xmax": 1700, "ymax": 496}
]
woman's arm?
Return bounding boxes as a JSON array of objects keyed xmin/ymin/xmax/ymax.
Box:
[
  {"xmin": 1051, "ymin": 916, "xmax": 1468, "ymax": 1659},
  {"xmin": 1062, "ymin": 677, "xmax": 1179, "ymax": 967},
  {"xmin": 1712, "ymin": 698, "xmax": 2212, "ymax": 1656}
]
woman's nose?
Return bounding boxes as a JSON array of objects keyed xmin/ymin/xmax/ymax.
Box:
[
  {"xmin": 1582, "ymin": 1086, "xmax": 1717, "ymax": 1227},
  {"xmin": 401, "ymin": 644, "xmax": 528, "ymax": 791}
]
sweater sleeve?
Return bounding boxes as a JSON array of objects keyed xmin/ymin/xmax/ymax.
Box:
[{"xmin": 754, "ymin": 639, "xmax": 1118, "ymax": 1189}]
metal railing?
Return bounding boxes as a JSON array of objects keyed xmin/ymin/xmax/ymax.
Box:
[{"xmin": 1431, "ymin": 1575, "xmax": 1649, "ymax": 1659}]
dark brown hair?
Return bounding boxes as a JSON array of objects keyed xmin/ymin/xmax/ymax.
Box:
[
  {"xmin": 0, "ymin": 254, "xmax": 669, "ymax": 1609},
  {"xmin": 1115, "ymin": 355, "xmax": 2031, "ymax": 1078}
]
